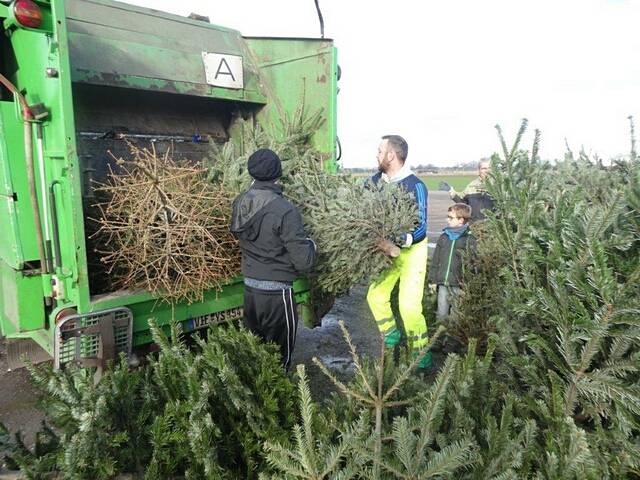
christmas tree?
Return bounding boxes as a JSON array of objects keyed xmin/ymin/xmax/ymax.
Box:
[
  {"xmin": 93, "ymin": 141, "xmax": 240, "ymax": 303},
  {"xmin": 209, "ymin": 111, "xmax": 419, "ymax": 295}
]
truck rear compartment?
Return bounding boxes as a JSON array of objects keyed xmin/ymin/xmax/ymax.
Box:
[
  {"xmin": 72, "ymin": 83, "xmax": 251, "ymax": 296},
  {"xmin": 0, "ymin": 0, "xmax": 336, "ymax": 362}
]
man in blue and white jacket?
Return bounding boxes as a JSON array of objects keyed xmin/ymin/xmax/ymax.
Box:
[{"xmin": 366, "ymin": 135, "xmax": 432, "ymax": 369}]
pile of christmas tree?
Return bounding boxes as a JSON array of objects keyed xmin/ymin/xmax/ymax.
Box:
[
  {"xmin": 263, "ymin": 119, "xmax": 640, "ymax": 479},
  {"xmin": 4, "ymin": 120, "xmax": 639, "ymax": 479},
  {"xmin": 93, "ymin": 109, "xmax": 417, "ymax": 302},
  {"xmin": 1, "ymin": 322, "xmax": 298, "ymax": 479}
]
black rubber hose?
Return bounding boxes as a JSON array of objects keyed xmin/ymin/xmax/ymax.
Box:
[{"xmin": 314, "ymin": 0, "xmax": 324, "ymax": 38}]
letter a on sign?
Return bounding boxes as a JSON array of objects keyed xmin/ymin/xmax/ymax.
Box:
[{"xmin": 202, "ymin": 52, "xmax": 244, "ymax": 89}]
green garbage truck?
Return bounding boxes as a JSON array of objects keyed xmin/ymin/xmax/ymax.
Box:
[{"xmin": 0, "ymin": 0, "xmax": 338, "ymax": 369}]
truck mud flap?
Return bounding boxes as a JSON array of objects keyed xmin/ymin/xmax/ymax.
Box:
[
  {"xmin": 6, "ymin": 339, "xmax": 53, "ymax": 371},
  {"xmin": 54, "ymin": 307, "xmax": 133, "ymax": 370}
]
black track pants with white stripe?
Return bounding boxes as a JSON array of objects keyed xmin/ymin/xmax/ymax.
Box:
[{"xmin": 243, "ymin": 285, "xmax": 298, "ymax": 370}]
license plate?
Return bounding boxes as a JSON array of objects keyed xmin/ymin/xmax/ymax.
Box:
[{"xmin": 184, "ymin": 307, "xmax": 244, "ymax": 332}]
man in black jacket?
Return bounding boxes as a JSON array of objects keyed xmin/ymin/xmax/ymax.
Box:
[
  {"xmin": 448, "ymin": 158, "xmax": 495, "ymax": 222},
  {"xmin": 230, "ymin": 148, "xmax": 316, "ymax": 369}
]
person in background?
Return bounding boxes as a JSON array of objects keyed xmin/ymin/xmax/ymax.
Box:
[
  {"xmin": 447, "ymin": 158, "xmax": 494, "ymax": 222},
  {"xmin": 366, "ymin": 135, "xmax": 432, "ymax": 369},
  {"xmin": 230, "ymin": 148, "xmax": 316, "ymax": 370},
  {"xmin": 428, "ymin": 203, "xmax": 477, "ymax": 321}
]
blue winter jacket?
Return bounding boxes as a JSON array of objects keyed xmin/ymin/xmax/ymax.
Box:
[{"xmin": 370, "ymin": 167, "xmax": 428, "ymax": 246}]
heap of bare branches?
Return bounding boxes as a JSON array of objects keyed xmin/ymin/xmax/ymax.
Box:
[{"xmin": 93, "ymin": 142, "xmax": 240, "ymax": 304}]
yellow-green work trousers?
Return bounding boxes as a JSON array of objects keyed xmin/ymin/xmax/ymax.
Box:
[{"xmin": 367, "ymin": 240, "xmax": 429, "ymax": 349}]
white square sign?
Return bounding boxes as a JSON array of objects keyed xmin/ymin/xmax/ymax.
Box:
[{"xmin": 202, "ymin": 52, "xmax": 244, "ymax": 89}]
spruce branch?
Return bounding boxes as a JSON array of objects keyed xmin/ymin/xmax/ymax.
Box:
[
  {"xmin": 313, "ymin": 322, "xmax": 444, "ymax": 479},
  {"xmin": 509, "ymin": 118, "xmax": 528, "ymax": 161},
  {"xmin": 209, "ymin": 115, "xmax": 419, "ymax": 295},
  {"xmin": 262, "ymin": 365, "xmax": 361, "ymax": 480}
]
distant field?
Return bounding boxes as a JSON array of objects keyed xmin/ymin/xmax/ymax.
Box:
[
  {"xmin": 419, "ymin": 174, "xmax": 475, "ymax": 192},
  {"xmin": 349, "ymin": 172, "xmax": 475, "ymax": 192}
]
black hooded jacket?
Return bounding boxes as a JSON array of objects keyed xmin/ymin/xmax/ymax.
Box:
[
  {"xmin": 427, "ymin": 227, "xmax": 477, "ymax": 287},
  {"xmin": 230, "ymin": 181, "xmax": 316, "ymax": 283}
]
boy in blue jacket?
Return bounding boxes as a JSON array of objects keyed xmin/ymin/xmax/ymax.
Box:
[{"xmin": 428, "ymin": 203, "xmax": 477, "ymax": 321}]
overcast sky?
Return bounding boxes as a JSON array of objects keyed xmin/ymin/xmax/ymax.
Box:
[{"xmin": 123, "ymin": 0, "xmax": 640, "ymax": 168}]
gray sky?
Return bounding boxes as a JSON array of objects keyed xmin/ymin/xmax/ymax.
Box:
[{"xmin": 123, "ymin": 0, "xmax": 640, "ymax": 168}]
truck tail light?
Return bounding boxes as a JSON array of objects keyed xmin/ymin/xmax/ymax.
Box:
[
  {"xmin": 14, "ymin": 0, "xmax": 43, "ymax": 29},
  {"xmin": 55, "ymin": 307, "xmax": 77, "ymax": 324}
]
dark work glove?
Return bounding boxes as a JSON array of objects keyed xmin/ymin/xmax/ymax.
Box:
[
  {"xmin": 391, "ymin": 233, "xmax": 408, "ymax": 247},
  {"xmin": 439, "ymin": 181, "xmax": 452, "ymax": 192}
]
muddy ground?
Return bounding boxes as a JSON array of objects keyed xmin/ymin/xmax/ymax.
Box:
[{"xmin": 0, "ymin": 190, "xmax": 453, "ymax": 463}]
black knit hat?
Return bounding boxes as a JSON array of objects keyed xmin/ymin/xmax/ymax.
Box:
[{"xmin": 247, "ymin": 148, "xmax": 282, "ymax": 181}]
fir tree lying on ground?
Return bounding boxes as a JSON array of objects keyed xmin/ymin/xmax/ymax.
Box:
[
  {"xmin": 448, "ymin": 118, "xmax": 640, "ymax": 478},
  {"xmin": 262, "ymin": 119, "xmax": 640, "ymax": 479},
  {"xmin": 1, "ymin": 322, "xmax": 297, "ymax": 480},
  {"xmin": 262, "ymin": 323, "xmax": 479, "ymax": 480}
]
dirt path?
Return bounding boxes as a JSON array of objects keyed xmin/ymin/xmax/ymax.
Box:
[{"xmin": 0, "ymin": 340, "xmax": 45, "ymax": 456}]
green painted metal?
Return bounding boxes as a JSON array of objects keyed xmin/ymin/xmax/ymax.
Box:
[
  {"xmin": 0, "ymin": 0, "xmax": 337, "ymax": 357},
  {"xmin": 0, "ymin": 0, "xmax": 88, "ymax": 353},
  {"xmin": 66, "ymin": 0, "xmax": 267, "ymax": 103},
  {"xmin": 0, "ymin": 103, "xmax": 35, "ymax": 268},
  {"xmin": 0, "ymin": 260, "xmax": 45, "ymax": 335},
  {"xmin": 248, "ymin": 37, "xmax": 339, "ymax": 171}
]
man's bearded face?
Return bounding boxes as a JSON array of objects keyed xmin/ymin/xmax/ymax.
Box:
[{"xmin": 377, "ymin": 141, "xmax": 392, "ymax": 173}]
